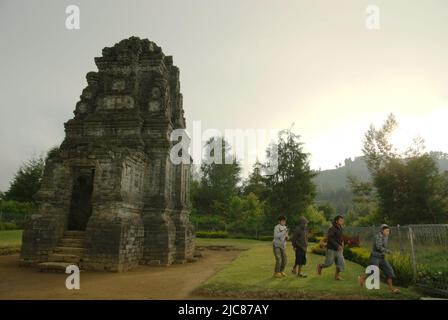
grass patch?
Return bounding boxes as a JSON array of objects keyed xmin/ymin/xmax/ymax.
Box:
[
  {"xmin": 0, "ymin": 230, "xmax": 22, "ymax": 248},
  {"xmin": 197, "ymin": 243, "xmax": 421, "ymax": 300},
  {"xmin": 0, "ymin": 230, "xmax": 22, "ymax": 255},
  {"xmin": 195, "ymin": 237, "xmax": 265, "ymax": 250}
]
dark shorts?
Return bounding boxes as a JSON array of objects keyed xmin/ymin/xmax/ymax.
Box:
[
  {"xmin": 369, "ymin": 255, "xmax": 396, "ymax": 279},
  {"xmin": 294, "ymin": 247, "xmax": 307, "ymax": 266}
]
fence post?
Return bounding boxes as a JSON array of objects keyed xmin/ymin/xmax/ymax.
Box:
[
  {"xmin": 397, "ymin": 224, "xmax": 403, "ymax": 253},
  {"xmin": 408, "ymin": 226, "xmax": 417, "ymax": 282}
]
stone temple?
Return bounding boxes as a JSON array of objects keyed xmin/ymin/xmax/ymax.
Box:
[{"xmin": 20, "ymin": 37, "xmax": 195, "ymax": 272}]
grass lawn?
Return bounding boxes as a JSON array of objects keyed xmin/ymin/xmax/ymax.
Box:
[
  {"xmin": 0, "ymin": 230, "xmax": 22, "ymax": 248},
  {"xmin": 197, "ymin": 242, "xmax": 421, "ymax": 300},
  {"xmin": 195, "ymin": 237, "xmax": 267, "ymax": 249},
  {"xmin": 0, "ymin": 230, "xmax": 22, "ymax": 254}
]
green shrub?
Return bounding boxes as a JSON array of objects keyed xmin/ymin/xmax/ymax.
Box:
[
  {"xmin": 0, "ymin": 221, "xmax": 19, "ymax": 230},
  {"xmin": 344, "ymin": 247, "xmax": 370, "ymax": 267},
  {"xmin": 311, "ymin": 236, "xmax": 327, "ymax": 254},
  {"xmin": 387, "ymin": 252, "xmax": 415, "ymax": 286},
  {"xmin": 0, "ymin": 200, "xmax": 36, "ymax": 224},
  {"xmin": 308, "ymin": 235, "xmax": 324, "ymax": 243},
  {"xmin": 190, "ymin": 214, "xmax": 227, "ymax": 231},
  {"xmin": 195, "ymin": 231, "xmax": 229, "ymax": 238},
  {"xmin": 258, "ymin": 235, "xmax": 273, "ymax": 241},
  {"xmin": 314, "ymin": 231, "xmax": 324, "ymax": 237},
  {"xmin": 308, "ymin": 229, "xmax": 324, "ymax": 242}
]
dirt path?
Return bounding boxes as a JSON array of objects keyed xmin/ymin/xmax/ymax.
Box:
[{"xmin": 0, "ymin": 249, "xmax": 240, "ymax": 300}]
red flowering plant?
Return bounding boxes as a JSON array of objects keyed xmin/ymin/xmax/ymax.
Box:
[{"xmin": 343, "ymin": 234, "xmax": 360, "ymax": 248}]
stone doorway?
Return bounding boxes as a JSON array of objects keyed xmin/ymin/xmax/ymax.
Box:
[{"xmin": 68, "ymin": 167, "xmax": 94, "ymax": 231}]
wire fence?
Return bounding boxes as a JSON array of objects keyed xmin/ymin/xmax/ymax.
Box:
[{"xmin": 335, "ymin": 224, "xmax": 448, "ymax": 296}]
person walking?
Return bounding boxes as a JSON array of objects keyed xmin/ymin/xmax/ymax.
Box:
[
  {"xmin": 273, "ymin": 215, "xmax": 289, "ymax": 278},
  {"xmin": 317, "ymin": 215, "xmax": 345, "ymax": 280},
  {"xmin": 358, "ymin": 224, "xmax": 400, "ymax": 293},
  {"xmin": 291, "ymin": 216, "xmax": 309, "ymax": 278}
]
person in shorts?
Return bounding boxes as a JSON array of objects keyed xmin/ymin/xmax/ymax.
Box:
[
  {"xmin": 291, "ymin": 216, "xmax": 309, "ymax": 278},
  {"xmin": 317, "ymin": 215, "xmax": 345, "ymax": 280},
  {"xmin": 358, "ymin": 224, "xmax": 400, "ymax": 293}
]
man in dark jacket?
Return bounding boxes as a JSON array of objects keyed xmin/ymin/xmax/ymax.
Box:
[
  {"xmin": 291, "ymin": 216, "xmax": 309, "ymax": 277},
  {"xmin": 317, "ymin": 215, "xmax": 345, "ymax": 280}
]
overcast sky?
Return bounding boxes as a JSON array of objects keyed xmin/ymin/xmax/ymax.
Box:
[{"xmin": 1, "ymin": 0, "xmax": 448, "ymax": 190}]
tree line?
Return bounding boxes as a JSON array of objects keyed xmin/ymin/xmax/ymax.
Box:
[{"xmin": 1, "ymin": 116, "xmax": 447, "ymax": 232}]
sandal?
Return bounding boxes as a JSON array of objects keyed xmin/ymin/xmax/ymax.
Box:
[
  {"xmin": 317, "ymin": 264, "xmax": 322, "ymax": 275},
  {"xmin": 358, "ymin": 276, "xmax": 365, "ymax": 287}
]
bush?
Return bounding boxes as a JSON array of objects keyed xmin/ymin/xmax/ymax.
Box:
[
  {"xmin": 310, "ymin": 237, "xmax": 327, "ymax": 255},
  {"xmin": 258, "ymin": 235, "xmax": 273, "ymax": 241},
  {"xmin": 314, "ymin": 230, "xmax": 324, "ymax": 237},
  {"xmin": 343, "ymin": 246, "xmax": 370, "ymax": 266},
  {"xmin": 303, "ymin": 205, "xmax": 328, "ymax": 229},
  {"xmin": 387, "ymin": 252, "xmax": 415, "ymax": 286},
  {"xmin": 195, "ymin": 231, "xmax": 228, "ymax": 238},
  {"xmin": 308, "ymin": 235, "xmax": 324, "ymax": 243},
  {"xmin": 0, "ymin": 221, "xmax": 19, "ymax": 230},
  {"xmin": 191, "ymin": 214, "xmax": 226, "ymax": 231},
  {"xmin": 0, "ymin": 200, "xmax": 36, "ymax": 225}
]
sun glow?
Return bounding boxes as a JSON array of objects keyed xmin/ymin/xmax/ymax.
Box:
[{"xmin": 390, "ymin": 105, "xmax": 448, "ymax": 155}]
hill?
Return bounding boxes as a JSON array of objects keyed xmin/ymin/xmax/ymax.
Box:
[{"xmin": 314, "ymin": 152, "xmax": 448, "ymax": 214}]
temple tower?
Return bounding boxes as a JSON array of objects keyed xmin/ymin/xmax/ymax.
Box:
[{"xmin": 20, "ymin": 37, "xmax": 195, "ymax": 272}]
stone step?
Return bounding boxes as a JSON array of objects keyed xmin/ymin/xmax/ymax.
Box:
[
  {"xmin": 54, "ymin": 246, "xmax": 84, "ymax": 256},
  {"xmin": 64, "ymin": 231, "xmax": 86, "ymax": 239},
  {"xmin": 48, "ymin": 253, "xmax": 81, "ymax": 263},
  {"xmin": 59, "ymin": 238, "xmax": 84, "ymax": 248},
  {"xmin": 38, "ymin": 262, "xmax": 73, "ymax": 273}
]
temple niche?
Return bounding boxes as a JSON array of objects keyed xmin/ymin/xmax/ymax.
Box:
[{"xmin": 20, "ymin": 37, "xmax": 195, "ymax": 272}]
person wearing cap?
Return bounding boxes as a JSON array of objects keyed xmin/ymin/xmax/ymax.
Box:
[
  {"xmin": 291, "ymin": 216, "xmax": 309, "ymax": 277},
  {"xmin": 317, "ymin": 215, "xmax": 345, "ymax": 280},
  {"xmin": 358, "ymin": 224, "xmax": 400, "ymax": 294}
]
